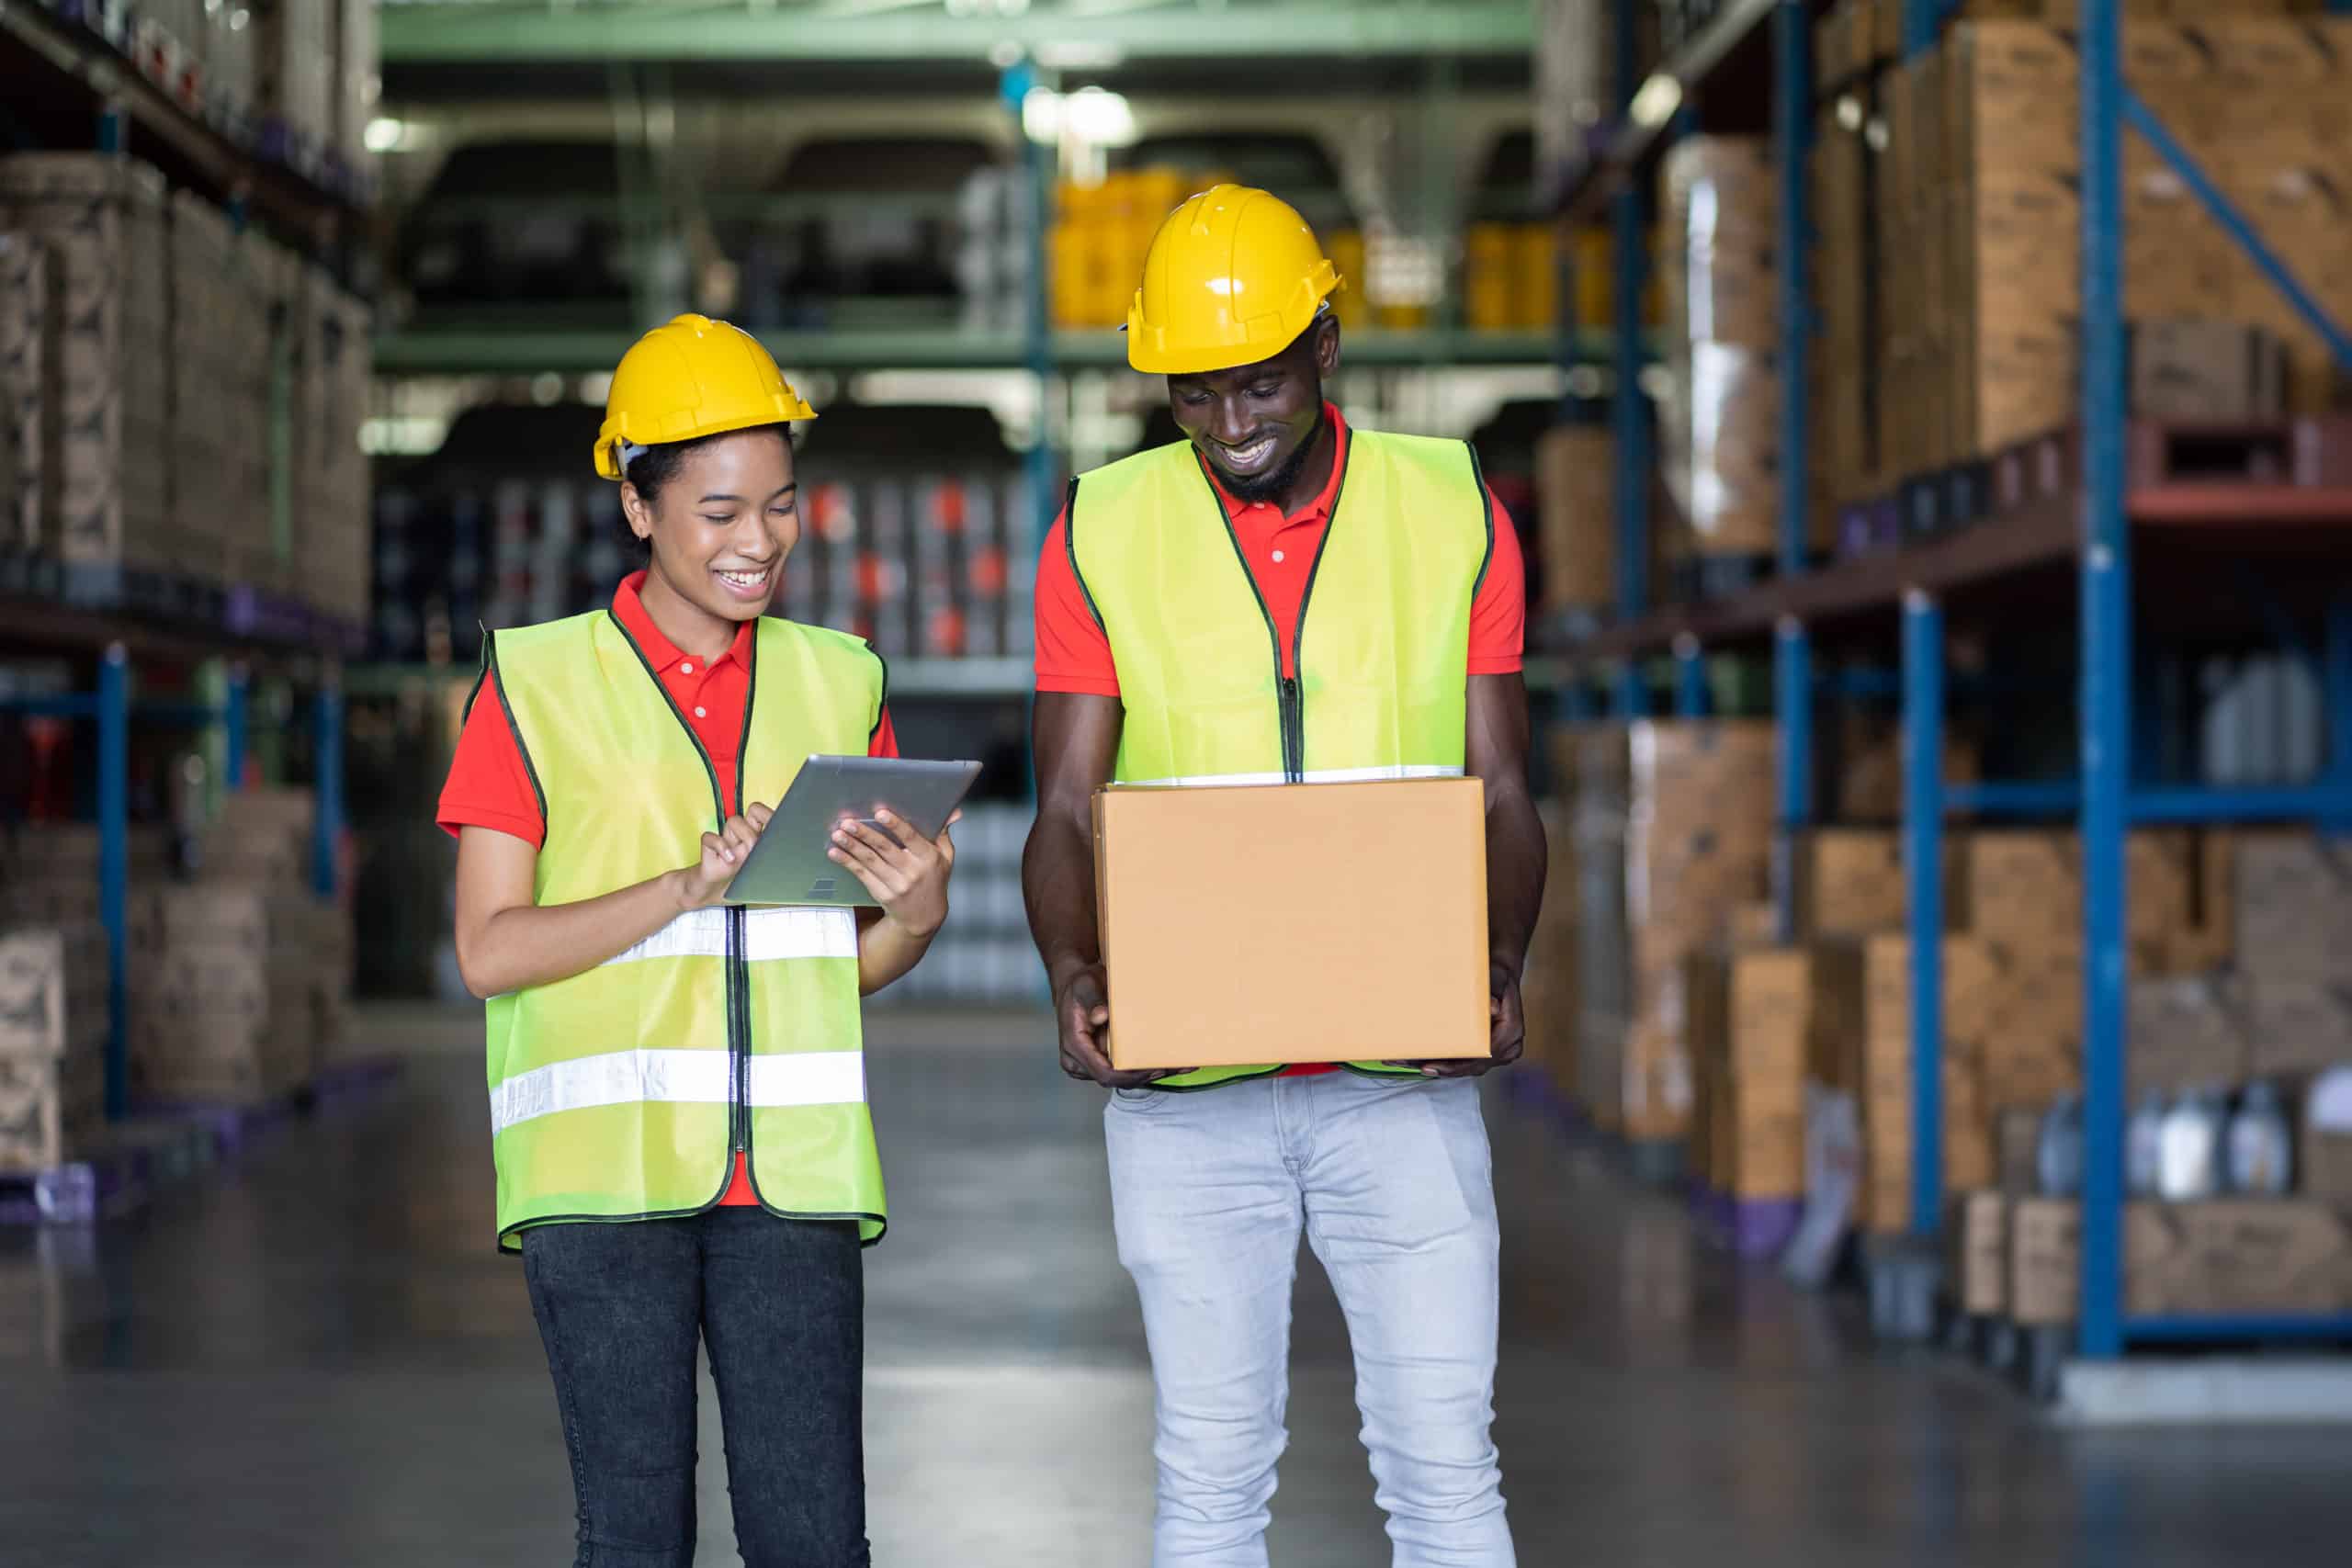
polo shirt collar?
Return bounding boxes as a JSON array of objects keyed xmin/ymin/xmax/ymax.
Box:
[
  {"xmin": 612, "ymin": 570, "xmax": 754, "ymax": 673},
  {"xmin": 1204, "ymin": 402, "xmax": 1349, "ymax": 523}
]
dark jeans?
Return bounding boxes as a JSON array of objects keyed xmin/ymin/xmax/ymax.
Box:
[{"xmin": 521, "ymin": 1208, "xmax": 868, "ymax": 1568}]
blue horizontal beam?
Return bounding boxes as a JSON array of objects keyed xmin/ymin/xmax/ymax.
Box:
[
  {"xmin": 2127, "ymin": 1314, "xmax": 2352, "ymax": 1345},
  {"xmin": 2129, "ymin": 784, "xmax": 2352, "ymax": 824},
  {"xmin": 133, "ymin": 701, "xmax": 227, "ymax": 729},
  {"xmin": 0, "ymin": 694, "xmax": 97, "ymax": 719},
  {"xmin": 1948, "ymin": 781, "xmax": 2083, "ymax": 815}
]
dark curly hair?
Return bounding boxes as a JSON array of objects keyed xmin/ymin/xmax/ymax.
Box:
[{"xmin": 616, "ymin": 423, "xmax": 794, "ymax": 551}]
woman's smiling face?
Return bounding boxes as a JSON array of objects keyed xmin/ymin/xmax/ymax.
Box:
[{"xmin": 621, "ymin": 428, "xmax": 799, "ymax": 624}]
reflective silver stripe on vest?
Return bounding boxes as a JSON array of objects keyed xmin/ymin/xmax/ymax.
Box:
[
  {"xmin": 1121, "ymin": 764, "xmax": 1466, "ymax": 788},
  {"xmin": 490, "ymin": 1047, "xmax": 866, "ymax": 1135},
  {"xmin": 602, "ymin": 905, "xmax": 858, "ymax": 966}
]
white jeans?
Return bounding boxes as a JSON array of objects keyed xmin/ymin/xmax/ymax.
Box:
[{"xmin": 1104, "ymin": 1070, "xmax": 1514, "ymax": 1568}]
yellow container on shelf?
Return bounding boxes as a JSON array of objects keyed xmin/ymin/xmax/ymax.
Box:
[
  {"xmin": 1512, "ymin": 223, "xmax": 1559, "ymax": 331},
  {"xmin": 1463, "ymin": 222, "xmax": 1516, "ymax": 332},
  {"xmin": 1049, "ymin": 219, "xmax": 1105, "ymax": 329},
  {"xmin": 1569, "ymin": 227, "xmax": 1612, "ymax": 327},
  {"xmin": 1376, "ymin": 303, "xmax": 1433, "ymax": 331},
  {"xmin": 1328, "ymin": 228, "xmax": 1368, "ymax": 328}
]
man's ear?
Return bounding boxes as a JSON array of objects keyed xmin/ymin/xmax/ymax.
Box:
[{"xmin": 1311, "ymin": 314, "xmax": 1341, "ymax": 378}]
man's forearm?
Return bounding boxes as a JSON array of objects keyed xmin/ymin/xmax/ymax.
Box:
[
  {"xmin": 1023, "ymin": 812, "xmax": 1102, "ymax": 992},
  {"xmin": 1483, "ymin": 780, "xmax": 1546, "ymax": 978}
]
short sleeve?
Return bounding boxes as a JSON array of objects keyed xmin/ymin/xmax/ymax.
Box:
[
  {"xmin": 1033, "ymin": 508, "xmax": 1121, "ymax": 697},
  {"xmin": 437, "ymin": 671, "xmax": 548, "ymax": 848},
  {"xmin": 1467, "ymin": 486, "xmax": 1527, "ymax": 676}
]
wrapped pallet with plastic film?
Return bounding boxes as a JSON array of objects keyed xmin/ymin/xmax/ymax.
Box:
[
  {"xmin": 1657, "ymin": 137, "xmax": 1781, "ymax": 567},
  {"xmin": 1571, "ymin": 720, "xmax": 1777, "ymax": 1143}
]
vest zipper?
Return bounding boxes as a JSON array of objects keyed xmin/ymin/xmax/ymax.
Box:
[{"xmin": 1193, "ymin": 438, "xmax": 1352, "ymax": 787}]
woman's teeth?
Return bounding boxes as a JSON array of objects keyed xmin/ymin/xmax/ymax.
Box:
[{"xmin": 718, "ymin": 568, "xmax": 769, "ymax": 589}]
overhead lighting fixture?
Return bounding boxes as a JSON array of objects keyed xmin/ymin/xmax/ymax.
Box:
[
  {"xmin": 1037, "ymin": 40, "xmax": 1125, "ymax": 72},
  {"xmin": 364, "ymin": 117, "xmax": 417, "ymax": 153},
  {"xmin": 1022, "ymin": 85, "xmax": 1137, "ymax": 149},
  {"xmin": 1628, "ymin": 73, "xmax": 1683, "ymax": 130}
]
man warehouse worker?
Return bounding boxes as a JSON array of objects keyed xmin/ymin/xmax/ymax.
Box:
[{"xmin": 1023, "ymin": 185, "xmax": 1544, "ymax": 1567}]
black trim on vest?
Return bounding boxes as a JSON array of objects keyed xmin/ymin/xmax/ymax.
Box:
[
  {"xmin": 1288, "ymin": 426, "xmax": 1357, "ymax": 778},
  {"xmin": 483, "ymin": 631, "xmax": 549, "ymax": 831},
  {"xmin": 1186, "ymin": 448, "xmax": 1302, "ymax": 780},
  {"xmin": 1062, "ymin": 476, "xmax": 1106, "ymax": 632},
  {"xmin": 869, "ymin": 646, "xmax": 890, "ymax": 742},
  {"xmin": 1465, "ymin": 442, "xmax": 1497, "ymax": 597}
]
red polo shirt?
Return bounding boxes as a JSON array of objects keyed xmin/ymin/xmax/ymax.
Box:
[
  {"xmin": 438, "ymin": 570, "xmax": 898, "ymax": 1205},
  {"xmin": 1034, "ymin": 407, "xmax": 1525, "ymax": 1074}
]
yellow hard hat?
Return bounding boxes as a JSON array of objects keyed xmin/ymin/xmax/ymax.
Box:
[
  {"xmin": 1125, "ymin": 184, "xmax": 1342, "ymax": 375},
  {"xmin": 593, "ymin": 313, "xmax": 818, "ymax": 481}
]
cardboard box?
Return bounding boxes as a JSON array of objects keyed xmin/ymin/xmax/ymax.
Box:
[
  {"xmin": 1094, "ymin": 779, "xmax": 1489, "ymax": 1070},
  {"xmin": 1535, "ymin": 425, "xmax": 1614, "ymax": 614},
  {"xmin": 2234, "ymin": 833, "xmax": 2352, "ymax": 986},
  {"xmin": 2128, "ymin": 976, "xmax": 2254, "ymax": 1096},
  {"xmin": 2129, "ymin": 321, "xmax": 2288, "ymax": 422},
  {"xmin": 2244, "ymin": 981, "xmax": 2352, "ymax": 1079},
  {"xmin": 0, "ymin": 925, "xmax": 109, "ymax": 1059},
  {"xmin": 2015, "ymin": 1197, "xmax": 2352, "ymax": 1325},
  {"xmin": 1791, "ymin": 829, "xmax": 1909, "ymax": 940},
  {"xmin": 2010, "ymin": 1195, "xmax": 2081, "ymax": 1325},
  {"xmin": 1951, "ymin": 1189, "xmax": 2008, "ymax": 1316},
  {"xmin": 0, "ymin": 1050, "xmax": 105, "ymax": 1173}
]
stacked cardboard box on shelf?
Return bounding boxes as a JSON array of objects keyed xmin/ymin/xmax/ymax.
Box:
[
  {"xmin": 0, "ymin": 924, "xmax": 112, "ymax": 1174},
  {"xmin": 167, "ymin": 192, "xmax": 270, "ymax": 585},
  {"xmin": 294, "ymin": 269, "xmax": 375, "ymax": 624},
  {"xmin": 1657, "ymin": 138, "xmax": 1781, "ymax": 562},
  {"xmin": 1571, "ymin": 720, "xmax": 1775, "ymax": 1142},
  {"xmin": 1533, "ymin": 424, "xmax": 1615, "ymax": 616},
  {"xmin": 0, "ymin": 232, "xmax": 55, "ymax": 557},
  {"xmin": 1814, "ymin": 12, "xmax": 2352, "ymax": 508},
  {"xmin": 130, "ymin": 789, "xmax": 354, "ymax": 1107},
  {"xmin": 0, "ymin": 156, "xmax": 174, "ymax": 576},
  {"xmin": 1687, "ymin": 945, "xmax": 1810, "ymax": 1207}
]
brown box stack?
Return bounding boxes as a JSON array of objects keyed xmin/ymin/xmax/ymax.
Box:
[
  {"xmin": 1689, "ymin": 947, "xmax": 1810, "ymax": 1201},
  {"xmin": 2231, "ymin": 833, "xmax": 2352, "ymax": 1083},
  {"xmin": 2010, "ymin": 1196, "xmax": 2352, "ymax": 1326},
  {"xmin": 1658, "ymin": 139, "xmax": 1780, "ymax": 560},
  {"xmin": 289, "ymin": 266, "xmax": 374, "ymax": 623},
  {"xmin": 0, "ymin": 156, "xmax": 173, "ymax": 574},
  {"xmin": 1534, "ymin": 425, "xmax": 1615, "ymax": 615},
  {"xmin": 1811, "ymin": 84, "xmax": 1877, "ymax": 507},
  {"xmin": 0, "ymin": 925, "xmax": 112, "ymax": 1173},
  {"xmin": 1573, "ymin": 721, "xmax": 1777, "ymax": 1141},
  {"xmin": 1790, "ymin": 829, "xmax": 1910, "ymax": 941},
  {"xmin": 1806, "ymin": 932, "xmax": 1998, "ymax": 1234},
  {"xmin": 0, "ymin": 232, "xmax": 59, "ymax": 556},
  {"xmin": 130, "ymin": 790, "xmax": 354, "ymax": 1105},
  {"xmin": 1950, "ymin": 1188, "xmax": 2008, "ymax": 1317}
]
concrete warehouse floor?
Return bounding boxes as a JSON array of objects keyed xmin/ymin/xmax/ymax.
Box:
[{"xmin": 6, "ymin": 1005, "xmax": 2352, "ymax": 1566}]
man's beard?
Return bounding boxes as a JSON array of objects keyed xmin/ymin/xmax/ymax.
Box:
[{"xmin": 1212, "ymin": 403, "xmax": 1325, "ymax": 504}]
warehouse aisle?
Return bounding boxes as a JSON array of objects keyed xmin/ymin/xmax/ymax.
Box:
[{"xmin": 6, "ymin": 1008, "xmax": 2352, "ymax": 1568}]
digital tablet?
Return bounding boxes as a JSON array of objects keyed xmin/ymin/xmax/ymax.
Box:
[{"xmin": 722, "ymin": 755, "xmax": 982, "ymax": 908}]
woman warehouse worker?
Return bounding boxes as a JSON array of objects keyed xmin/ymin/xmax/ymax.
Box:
[{"xmin": 435, "ymin": 314, "xmax": 956, "ymax": 1567}]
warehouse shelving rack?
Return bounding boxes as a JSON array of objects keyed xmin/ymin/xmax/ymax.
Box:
[
  {"xmin": 0, "ymin": 620, "xmax": 348, "ymax": 1128},
  {"xmin": 2, "ymin": 2, "xmax": 359, "ymax": 1140},
  {"xmin": 1548, "ymin": 0, "xmax": 2352, "ymax": 1359}
]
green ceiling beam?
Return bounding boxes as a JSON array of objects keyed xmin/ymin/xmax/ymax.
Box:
[
  {"xmin": 379, "ymin": 1, "xmax": 1535, "ymax": 64},
  {"xmin": 374, "ymin": 325, "xmax": 1586, "ymax": 377}
]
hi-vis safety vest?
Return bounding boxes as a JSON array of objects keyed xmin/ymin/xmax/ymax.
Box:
[
  {"xmin": 1068, "ymin": 429, "xmax": 1493, "ymax": 1090},
  {"xmin": 473, "ymin": 610, "xmax": 888, "ymax": 1251}
]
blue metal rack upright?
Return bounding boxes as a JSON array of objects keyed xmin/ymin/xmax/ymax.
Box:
[
  {"xmin": 1773, "ymin": 0, "xmax": 1814, "ymax": 939},
  {"xmin": 1611, "ymin": 0, "xmax": 1651, "ymax": 721}
]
